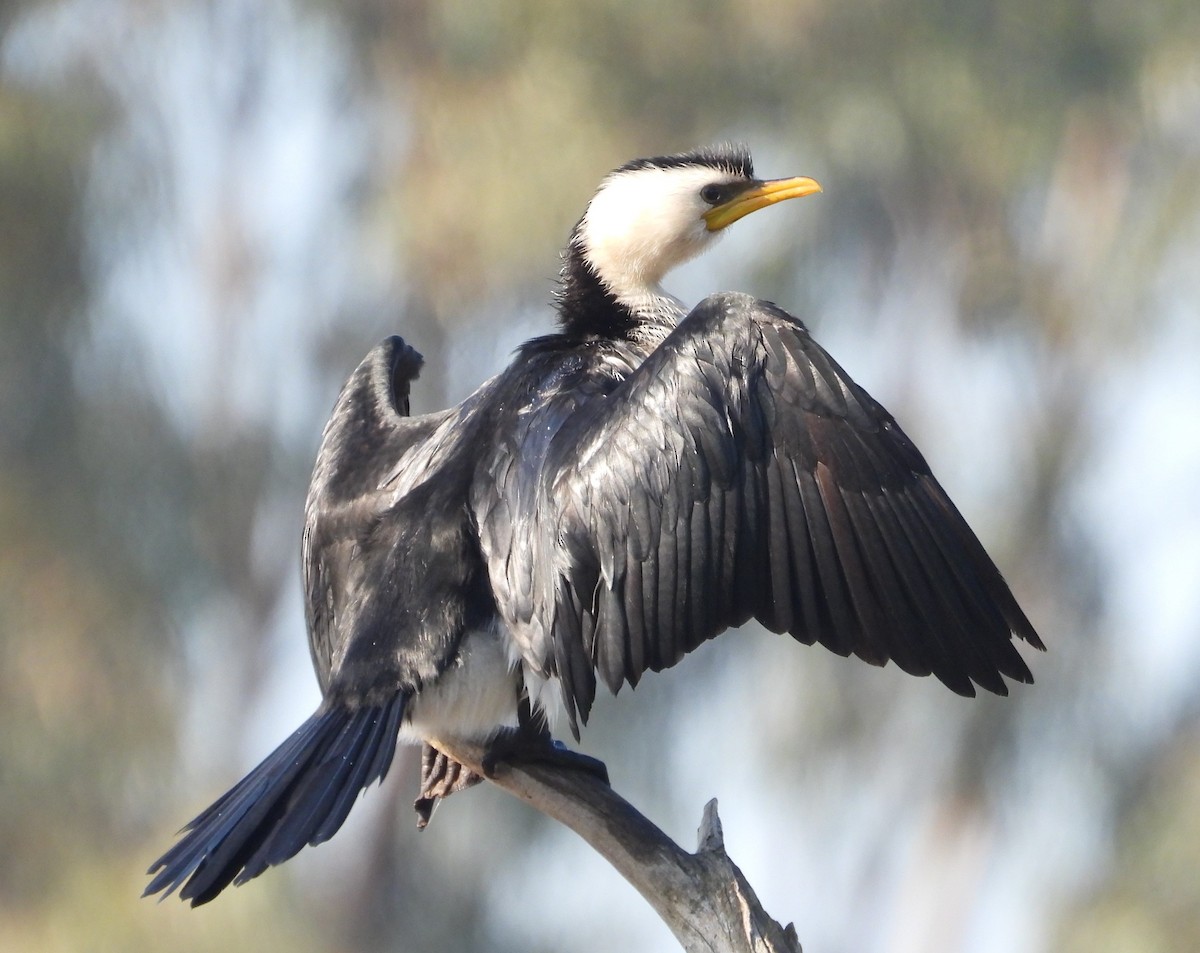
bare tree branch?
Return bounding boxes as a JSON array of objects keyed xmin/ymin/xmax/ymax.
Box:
[{"xmin": 427, "ymin": 738, "xmax": 802, "ymax": 953}]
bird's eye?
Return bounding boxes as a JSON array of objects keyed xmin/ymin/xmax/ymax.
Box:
[{"xmin": 700, "ymin": 184, "xmax": 725, "ymax": 205}]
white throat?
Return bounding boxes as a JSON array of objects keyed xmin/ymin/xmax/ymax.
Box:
[{"xmin": 578, "ymin": 165, "xmax": 731, "ymax": 321}]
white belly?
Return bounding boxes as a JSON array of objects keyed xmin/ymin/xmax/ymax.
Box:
[{"xmin": 400, "ymin": 622, "xmax": 522, "ymax": 743}]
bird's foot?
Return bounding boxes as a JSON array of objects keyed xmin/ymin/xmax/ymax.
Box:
[
  {"xmin": 414, "ymin": 744, "xmax": 483, "ymax": 830},
  {"xmin": 413, "ymin": 708, "xmax": 610, "ymax": 829},
  {"xmin": 480, "ymin": 728, "xmax": 610, "ymax": 786}
]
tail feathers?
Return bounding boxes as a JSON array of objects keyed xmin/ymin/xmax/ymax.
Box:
[{"xmin": 144, "ymin": 694, "xmax": 407, "ymax": 906}]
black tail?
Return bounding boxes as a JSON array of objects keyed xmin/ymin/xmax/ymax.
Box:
[{"xmin": 145, "ymin": 694, "xmax": 407, "ymax": 905}]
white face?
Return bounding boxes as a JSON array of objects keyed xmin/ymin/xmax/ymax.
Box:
[{"xmin": 578, "ymin": 164, "xmax": 745, "ymax": 306}]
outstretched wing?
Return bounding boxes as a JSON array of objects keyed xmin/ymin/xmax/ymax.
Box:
[
  {"xmin": 533, "ymin": 292, "xmax": 1043, "ymax": 729},
  {"xmin": 304, "ymin": 335, "xmax": 435, "ymax": 510},
  {"xmin": 303, "ymin": 336, "xmax": 456, "ymax": 694}
]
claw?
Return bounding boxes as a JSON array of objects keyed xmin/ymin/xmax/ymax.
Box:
[{"xmin": 414, "ymin": 745, "xmax": 483, "ymax": 830}]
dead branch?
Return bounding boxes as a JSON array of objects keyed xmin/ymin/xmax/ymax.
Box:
[{"xmin": 427, "ymin": 737, "xmax": 801, "ymax": 953}]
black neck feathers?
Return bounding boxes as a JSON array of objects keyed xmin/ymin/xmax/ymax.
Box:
[{"xmin": 553, "ymin": 232, "xmax": 640, "ymax": 341}]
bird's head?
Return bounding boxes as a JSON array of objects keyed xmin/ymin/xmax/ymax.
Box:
[{"xmin": 561, "ymin": 145, "xmax": 821, "ymax": 333}]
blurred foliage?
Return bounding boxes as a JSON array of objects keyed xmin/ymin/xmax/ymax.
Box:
[
  {"xmin": 0, "ymin": 51, "xmax": 174, "ymax": 941},
  {"xmin": 1, "ymin": 0, "xmax": 1199, "ymax": 950},
  {"xmin": 1057, "ymin": 725, "xmax": 1200, "ymax": 953},
  {"xmin": 351, "ymin": 0, "xmax": 1200, "ymax": 325}
]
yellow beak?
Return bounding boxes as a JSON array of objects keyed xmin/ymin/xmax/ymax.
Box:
[{"xmin": 703, "ymin": 175, "xmax": 823, "ymax": 232}]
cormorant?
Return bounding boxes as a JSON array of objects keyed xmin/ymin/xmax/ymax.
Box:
[{"xmin": 145, "ymin": 145, "xmax": 1043, "ymax": 905}]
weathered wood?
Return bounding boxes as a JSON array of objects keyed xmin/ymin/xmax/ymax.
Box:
[{"xmin": 427, "ymin": 737, "xmax": 801, "ymax": 953}]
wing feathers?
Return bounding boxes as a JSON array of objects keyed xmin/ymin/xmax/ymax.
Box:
[
  {"xmin": 796, "ymin": 464, "xmax": 862, "ymax": 657},
  {"xmin": 783, "ymin": 459, "xmax": 824, "ymax": 644},
  {"xmin": 815, "ymin": 462, "xmax": 891, "ymax": 664},
  {"xmin": 498, "ymin": 292, "xmax": 1041, "ymax": 726},
  {"xmin": 764, "ymin": 458, "xmax": 796, "ymax": 634}
]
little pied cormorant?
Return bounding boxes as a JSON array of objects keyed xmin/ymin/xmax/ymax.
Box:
[{"xmin": 146, "ymin": 144, "xmax": 1043, "ymax": 905}]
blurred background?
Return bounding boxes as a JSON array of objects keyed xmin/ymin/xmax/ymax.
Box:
[{"xmin": 2, "ymin": 0, "xmax": 1199, "ymax": 950}]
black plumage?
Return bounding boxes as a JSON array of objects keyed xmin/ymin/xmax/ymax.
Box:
[{"xmin": 146, "ymin": 145, "xmax": 1042, "ymax": 905}]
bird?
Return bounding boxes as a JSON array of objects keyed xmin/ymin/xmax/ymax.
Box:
[{"xmin": 145, "ymin": 144, "xmax": 1043, "ymax": 906}]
